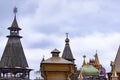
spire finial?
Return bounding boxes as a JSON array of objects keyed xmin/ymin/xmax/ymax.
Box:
[
  {"xmin": 111, "ymin": 62, "xmax": 118, "ymax": 79},
  {"xmin": 66, "ymin": 33, "xmax": 68, "ymax": 38},
  {"xmin": 82, "ymin": 55, "xmax": 86, "ymax": 67},
  {"xmin": 83, "ymin": 55, "xmax": 86, "ymax": 59},
  {"xmin": 13, "ymin": 7, "xmax": 18, "ymax": 16},
  {"xmin": 65, "ymin": 33, "xmax": 70, "ymax": 44},
  {"xmin": 94, "ymin": 50, "xmax": 98, "ymax": 57}
]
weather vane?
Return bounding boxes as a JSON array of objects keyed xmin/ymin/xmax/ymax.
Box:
[{"xmin": 13, "ymin": 7, "xmax": 18, "ymax": 15}]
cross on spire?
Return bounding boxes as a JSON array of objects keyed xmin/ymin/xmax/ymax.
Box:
[{"xmin": 66, "ymin": 33, "xmax": 68, "ymax": 38}]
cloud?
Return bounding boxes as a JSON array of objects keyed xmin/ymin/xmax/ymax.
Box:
[{"xmin": 16, "ymin": 0, "xmax": 120, "ymax": 37}]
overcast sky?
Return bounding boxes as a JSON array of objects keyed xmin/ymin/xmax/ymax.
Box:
[{"xmin": 0, "ymin": 0, "xmax": 120, "ymax": 79}]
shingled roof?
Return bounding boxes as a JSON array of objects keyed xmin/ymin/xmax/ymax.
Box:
[
  {"xmin": 62, "ymin": 33, "xmax": 75, "ymax": 63},
  {"xmin": 42, "ymin": 48, "xmax": 73, "ymax": 64},
  {"xmin": 8, "ymin": 15, "xmax": 21, "ymax": 30},
  {"xmin": 0, "ymin": 10, "xmax": 28, "ymax": 68}
]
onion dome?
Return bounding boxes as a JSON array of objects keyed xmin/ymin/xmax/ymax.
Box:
[{"xmin": 81, "ymin": 64, "xmax": 98, "ymax": 76}]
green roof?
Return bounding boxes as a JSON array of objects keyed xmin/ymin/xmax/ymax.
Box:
[{"xmin": 81, "ymin": 64, "xmax": 98, "ymax": 76}]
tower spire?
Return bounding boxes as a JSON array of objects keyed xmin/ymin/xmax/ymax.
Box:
[
  {"xmin": 0, "ymin": 8, "xmax": 32, "ymax": 79},
  {"xmin": 94, "ymin": 50, "xmax": 100, "ymax": 69},
  {"xmin": 62, "ymin": 33, "xmax": 74, "ymax": 63},
  {"xmin": 82, "ymin": 55, "xmax": 86, "ymax": 67},
  {"xmin": 62, "ymin": 33, "xmax": 76, "ymax": 80},
  {"xmin": 7, "ymin": 7, "xmax": 21, "ymax": 38}
]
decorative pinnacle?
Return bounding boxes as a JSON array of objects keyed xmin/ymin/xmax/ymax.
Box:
[
  {"xmin": 94, "ymin": 50, "xmax": 98, "ymax": 58},
  {"xmin": 82, "ymin": 55, "xmax": 86, "ymax": 67},
  {"xmin": 83, "ymin": 55, "xmax": 86, "ymax": 59},
  {"xmin": 65, "ymin": 33, "xmax": 70, "ymax": 44},
  {"xmin": 66, "ymin": 33, "xmax": 68, "ymax": 38},
  {"xmin": 13, "ymin": 7, "xmax": 18, "ymax": 15}
]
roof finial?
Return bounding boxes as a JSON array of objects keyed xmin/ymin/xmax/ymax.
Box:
[
  {"xmin": 66, "ymin": 33, "xmax": 68, "ymax": 38},
  {"xmin": 13, "ymin": 7, "xmax": 18, "ymax": 16},
  {"xmin": 82, "ymin": 55, "xmax": 86, "ymax": 67},
  {"xmin": 65, "ymin": 33, "xmax": 70, "ymax": 44},
  {"xmin": 111, "ymin": 62, "xmax": 118, "ymax": 79},
  {"xmin": 83, "ymin": 55, "xmax": 86, "ymax": 59}
]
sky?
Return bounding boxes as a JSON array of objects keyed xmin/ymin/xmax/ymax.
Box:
[{"xmin": 0, "ymin": 0, "xmax": 120, "ymax": 79}]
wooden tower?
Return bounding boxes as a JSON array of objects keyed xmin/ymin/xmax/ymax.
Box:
[
  {"xmin": 62, "ymin": 33, "xmax": 75, "ymax": 63},
  {"xmin": 0, "ymin": 7, "xmax": 32, "ymax": 80},
  {"xmin": 62, "ymin": 33, "xmax": 77, "ymax": 80}
]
